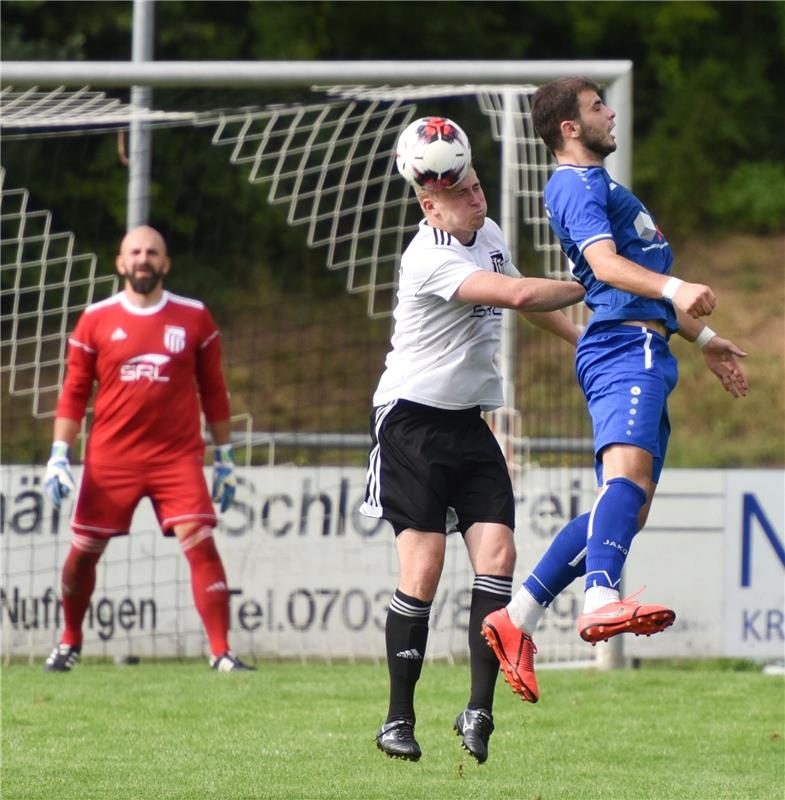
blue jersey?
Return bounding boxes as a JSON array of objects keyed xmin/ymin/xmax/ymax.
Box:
[{"xmin": 545, "ymin": 165, "xmax": 678, "ymax": 335}]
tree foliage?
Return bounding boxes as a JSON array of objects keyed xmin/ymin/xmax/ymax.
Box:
[
  {"xmin": 2, "ymin": 0, "xmax": 783, "ymax": 275},
  {"xmin": 1, "ymin": 2, "xmax": 782, "ymax": 468}
]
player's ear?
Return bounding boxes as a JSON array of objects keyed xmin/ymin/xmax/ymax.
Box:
[
  {"xmin": 561, "ymin": 118, "xmax": 580, "ymax": 141},
  {"xmin": 115, "ymin": 254, "xmax": 124, "ymax": 275},
  {"xmin": 162, "ymin": 256, "xmax": 172, "ymax": 275}
]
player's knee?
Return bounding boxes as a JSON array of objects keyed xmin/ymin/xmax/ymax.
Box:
[
  {"xmin": 399, "ymin": 567, "xmax": 442, "ymax": 601},
  {"xmin": 637, "ymin": 501, "xmax": 653, "ymax": 531},
  {"xmin": 475, "ymin": 540, "xmax": 516, "ymax": 576},
  {"xmin": 490, "ymin": 551, "xmax": 516, "ymax": 576},
  {"xmin": 177, "ymin": 523, "xmax": 215, "ymax": 552},
  {"xmin": 499, "ymin": 548, "xmax": 516, "ymax": 576},
  {"xmin": 71, "ymin": 532, "xmax": 108, "ymax": 555},
  {"xmin": 492, "ymin": 535, "xmax": 517, "ymax": 573},
  {"xmin": 62, "ymin": 534, "xmax": 107, "ymax": 594}
]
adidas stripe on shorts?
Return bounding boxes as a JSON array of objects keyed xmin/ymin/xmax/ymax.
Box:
[{"xmin": 360, "ymin": 399, "xmax": 515, "ymax": 535}]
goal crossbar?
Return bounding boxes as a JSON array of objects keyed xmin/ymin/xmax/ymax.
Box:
[
  {"xmin": 0, "ymin": 59, "xmax": 632, "ymax": 185},
  {"xmin": 1, "ymin": 59, "xmax": 632, "ymax": 88}
]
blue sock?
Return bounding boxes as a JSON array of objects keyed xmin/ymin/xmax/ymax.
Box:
[
  {"xmin": 585, "ymin": 477, "xmax": 646, "ymax": 591},
  {"xmin": 523, "ymin": 513, "xmax": 589, "ymax": 605}
]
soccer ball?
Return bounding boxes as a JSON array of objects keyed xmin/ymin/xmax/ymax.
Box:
[{"xmin": 395, "ymin": 116, "xmax": 471, "ymax": 191}]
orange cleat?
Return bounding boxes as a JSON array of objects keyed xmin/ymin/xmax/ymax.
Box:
[
  {"xmin": 481, "ymin": 608, "xmax": 539, "ymax": 703},
  {"xmin": 577, "ymin": 591, "xmax": 676, "ymax": 644}
]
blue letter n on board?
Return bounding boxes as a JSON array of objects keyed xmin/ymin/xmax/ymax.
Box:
[{"xmin": 741, "ymin": 493, "xmax": 785, "ymax": 587}]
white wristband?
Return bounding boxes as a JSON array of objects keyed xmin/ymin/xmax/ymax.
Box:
[
  {"xmin": 661, "ymin": 276, "xmax": 684, "ymax": 300},
  {"xmin": 695, "ymin": 326, "xmax": 717, "ymax": 349},
  {"xmin": 51, "ymin": 440, "xmax": 70, "ymax": 458}
]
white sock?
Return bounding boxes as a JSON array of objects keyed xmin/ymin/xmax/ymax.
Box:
[
  {"xmin": 507, "ymin": 587, "xmax": 545, "ymax": 635},
  {"xmin": 583, "ymin": 585, "xmax": 620, "ymax": 613}
]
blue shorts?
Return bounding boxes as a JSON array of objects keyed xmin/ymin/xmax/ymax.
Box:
[{"xmin": 576, "ymin": 323, "xmax": 679, "ymax": 484}]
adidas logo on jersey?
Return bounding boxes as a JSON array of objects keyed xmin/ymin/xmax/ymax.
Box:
[
  {"xmin": 395, "ymin": 648, "xmax": 422, "ymax": 660},
  {"xmin": 206, "ymin": 581, "xmax": 228, "ymax": 593},
  {"xmin": 111, "ymin": 327, "xmax": 128, "ymax": 341}
]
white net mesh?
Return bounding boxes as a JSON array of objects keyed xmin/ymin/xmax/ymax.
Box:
[
  {"xmin": 0, "ymin": 85, "xmax": 195, "ymax": 134},
  {"xmin": 0, "ymin": 84, "xmax": 573, "ymax": 419},
  {"xmin": 200, "ymin": 85, "xmax": 571, "ymax": 314},
  {"xmin": 202, "ymin": 99, "xmax": 420, "ymax": 317},
  {"xmin": 477, "ymin": 88, "xmax": 567, "ymax": 279},
  {"xmin": 1, "ymin": 83, "xmax": 598, "ymax": 666},
  {"xmin": 0, "ymin": 168, "xmax": 118, "ymax": 417}
]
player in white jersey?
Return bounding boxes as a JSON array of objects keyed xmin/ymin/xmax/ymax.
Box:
[
  {"xmin": 362, "ymin": 165, "xmax": 586, "ymax": 764},
  {"xmin": 374, "ymin": 216, "xmax": 524, "ymax": 411}
]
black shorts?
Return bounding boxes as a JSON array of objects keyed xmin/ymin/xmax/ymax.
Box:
[{"xmin": 360, "ymin": 399, "xmax": 515, "ymax": 535}]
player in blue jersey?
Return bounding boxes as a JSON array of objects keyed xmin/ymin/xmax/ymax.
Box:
[{"xmin": 483, "ymin": 76, "xmax": 749, "ymax": 703}]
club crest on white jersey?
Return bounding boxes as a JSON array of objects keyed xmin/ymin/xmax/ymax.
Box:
[
  {"xmin": 164, "ymin": 325, "xmax": 186, "ymax": 353},
  {"xmin": 120, "ymin": 353, "xmax": 171, "ymax": 383}
]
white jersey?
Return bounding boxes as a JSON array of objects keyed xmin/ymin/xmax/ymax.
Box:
[{"xmin": 373, "ymin": 217, "xmax": 521, "ymax": 411}]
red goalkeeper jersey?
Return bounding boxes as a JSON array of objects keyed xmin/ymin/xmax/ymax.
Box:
[{"xmin": 57, "ymin": 290, "xmax": 231, "ymax": 466}]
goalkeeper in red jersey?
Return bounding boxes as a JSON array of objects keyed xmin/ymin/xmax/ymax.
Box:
[{"xmin": 43, "ymin": 225, "xmax": 254, "ymax": 673}]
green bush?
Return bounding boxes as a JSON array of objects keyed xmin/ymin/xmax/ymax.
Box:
[{"xmin": 710, "ymin": 161, "xmax": 785, "ymax": 234}]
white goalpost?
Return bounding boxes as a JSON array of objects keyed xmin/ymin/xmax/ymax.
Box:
[{"xmin": 1, "ymin": 58, "xmax": 631, "ymax": 668}]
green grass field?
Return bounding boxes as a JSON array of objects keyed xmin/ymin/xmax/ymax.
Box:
[{"xmin": 2, "ymin": 660, "xmax": 783, "ymax": 800}]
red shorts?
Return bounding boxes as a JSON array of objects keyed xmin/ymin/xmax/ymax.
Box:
[{"xmin": 72, "ymin": 456, "xmax": 216, "ymax": 538}]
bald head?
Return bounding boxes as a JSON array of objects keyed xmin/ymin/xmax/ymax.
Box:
[
  {"xmin": 116, "ymin": 225, "xmax": 171, "ymax": 300},
  {"xmin": 120, "ymin": 225, "xmax": 168, "ymax": 258}
]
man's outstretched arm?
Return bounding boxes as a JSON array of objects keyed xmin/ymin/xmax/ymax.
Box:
[{"xmin": 676, "ymin": 310, "xmax": 749, "ymax": 399}]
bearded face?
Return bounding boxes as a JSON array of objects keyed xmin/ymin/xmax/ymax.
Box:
[
  {"xmin": 116, "ymin": 226, "xmax": 170, "ymax": 297},
  {"xmin": 579, "ymin": 120, "xmax": 617, "ymax": 160},
  {"xmin": 121, "ymin": 262, "xmax": 166, "ymax": 295},
  {"xmin": 575, "ymin": 90, "xmax": 617, "ymax": 160}
]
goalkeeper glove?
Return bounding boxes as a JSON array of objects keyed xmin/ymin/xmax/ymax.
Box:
[
  {"xmin": 211, "ymin": 443, "xmax": 237, "ymax": 513},
  {"xmin": 45, "ymin": 441, "xmax": 76, "ymax": 509}
]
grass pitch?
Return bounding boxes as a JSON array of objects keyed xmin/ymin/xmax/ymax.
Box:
[{"xmin": 2, "ymin": 659, "xmax": 783, "ymax": 800}]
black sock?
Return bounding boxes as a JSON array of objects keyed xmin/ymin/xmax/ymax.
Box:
[
  {"xmin": 468, "ymin": 574, "xmax": 512, "ymax": 711},
  {"xmin": 385, "ymin": 589, "xmax": 431, "ymax": 722}
]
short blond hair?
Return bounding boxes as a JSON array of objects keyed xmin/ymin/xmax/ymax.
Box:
[
  {"xmin": 412, "ymin": 180, "xmax": 462, "ymax": 202},
  {"xmin": 412, "ymin": 182, "xmax": 435, "ymax": 201}
]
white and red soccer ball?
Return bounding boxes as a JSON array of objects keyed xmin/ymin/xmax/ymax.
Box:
[{"xmin": 395, "ymin": 116, "xmax": 472, "ymax": 191}]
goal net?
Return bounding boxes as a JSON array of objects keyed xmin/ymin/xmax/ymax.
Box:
[{"xmin": 1, "ymin": 67, "xmax": 630, "ymax": 667}]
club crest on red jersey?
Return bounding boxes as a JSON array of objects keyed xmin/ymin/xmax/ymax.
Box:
[{"xmin": 164, "ymin": 325, "xmax": 186, "ymax": 353}]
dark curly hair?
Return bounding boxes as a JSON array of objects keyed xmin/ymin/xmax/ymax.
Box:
[{"xmin": 532, "ymin": 76, "xmax": 602, "ymax": 155}]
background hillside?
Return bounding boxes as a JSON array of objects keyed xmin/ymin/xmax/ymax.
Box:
[
  {"xmin": 664, "ymin": 234, "xmax": 784, "ymax": 466},
  {"xmin": 213, "ymin": 232, "xmax": 785, "ymax": 469}
]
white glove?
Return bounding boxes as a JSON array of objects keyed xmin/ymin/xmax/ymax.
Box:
[
  {"xmin": 211, "ymin": 444, "xmax": 237, "ymax": 513},
  {"xmin": 45, "ymin": 441, "xmax": 76, "ymax": 509}
]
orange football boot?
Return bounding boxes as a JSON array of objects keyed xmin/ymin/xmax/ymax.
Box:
[
  {"xmin": 481, "ymin": 608, "xmax": 539, "ymax": 703},
  {"xmin": 577, "ymin": 589, "xmax": 676, "ymax": 644}
]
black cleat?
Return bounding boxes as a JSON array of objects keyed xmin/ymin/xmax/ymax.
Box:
[
  {"xmin": 44, "ymin": 643, "xmax": 81, "ymax": 672},
  {"xmin": 454, "ymin": 708, "xmax": 494, "ymax": 764},
  {"xmin": 375, "ymin": 718, "xmax": 421, "ymax": 761},
  {"xmin": 210, "ymin": 652, "xmax": 256, "ymax": 672}
]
